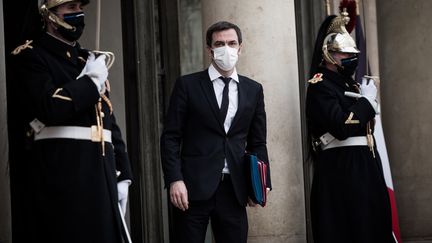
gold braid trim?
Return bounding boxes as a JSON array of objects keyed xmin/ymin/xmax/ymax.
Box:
[
  {"xmin": 91, "ymin": 99, "xmax": 106, "ymax": 156},
  {"xmin": 12, "ymin": 40, "xmax": 33, "ymax": 55},
  {"xmin": 345, "ymin": 112, "xmax": 360, "ymax": 124},
  {"xmin": 105, "ymin": 79, "xmax": 111, "ymax": 93},
  {"xmin": 366, "ymin": 122, "xmax": 376, "ymax": 158},
  {"xmin": 101, "ymin": 94, "xmax": 113, "ymax": 115},
  {"xmin": 52, "ymin": 88, "xmax": 72, "ymax": 101}
]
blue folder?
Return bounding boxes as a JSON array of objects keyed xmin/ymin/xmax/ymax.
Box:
[{"xmin": 245, "ymin": 153, "xmax": 267, "ymax": 207}]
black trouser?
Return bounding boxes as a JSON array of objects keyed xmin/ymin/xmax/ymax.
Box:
[{"xmin": 173, "ymin": 175, "xmax": 248, "ymax": 243}]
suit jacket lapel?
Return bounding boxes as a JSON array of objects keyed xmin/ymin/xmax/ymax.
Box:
[
  {"xmin": 199, "ymin": 71, "xmax": 226, "ymax": 131},
  {"xmin": 229, "ymin": 76, "xmax": 249, "ymax": 133}
]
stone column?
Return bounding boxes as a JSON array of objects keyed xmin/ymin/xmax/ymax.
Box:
[
  {"xmin": 0, "ymin": 0, "xmax": 12, "ymax": 242},
  {"xmin": 377, "ymin": 0, "xmax": 432, "ymax": 241},
  {"xmin": 362, "ymin": 0, "xmax": 379, "ymax": 77},
  {"xmin": 202, "ymin": 1, "xmax": 306, "ymax": 242}
]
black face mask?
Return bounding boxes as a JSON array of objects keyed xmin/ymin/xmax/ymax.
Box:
[
  {"xmin": 337, "ymin": 55, "xmax": 359, "ymax": 78},
  {"xmin": 58, "ymin": 12, "xmax": 85, "ymax": 42}
]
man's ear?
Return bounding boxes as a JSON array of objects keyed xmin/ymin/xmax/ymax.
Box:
[
  {"xmin": 238, "ymin": 44, "xmax": 243, "ymax": 55},
  {"xmin": 206, "ymin": 46, "xmax": 213, "ymax": 58}
]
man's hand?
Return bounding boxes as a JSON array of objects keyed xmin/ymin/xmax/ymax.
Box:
[
  {"xmin": 361, "ymin": 78, "xmax": 379, "ymax": 113},
  {"xmin": 117, "ymin": 180, "xmax": 131, "ymax": 216},
  {"xmin": 170, "ymin": 180, "xmax": 189, "ymax": 211},
  {"xmin": 247, "ymin": 198, "xmax": 257, "ymax": 207},
  {"xmin": 361, "ymin": 78, "xmax": 377, "ymax": 100},
  {"xmin": 248, "ymin": 188, "xmax": 270, "ymax": 207},
  {"xmin": 80, "ymin": 52, "xmax": 108, "ymax": 93}
]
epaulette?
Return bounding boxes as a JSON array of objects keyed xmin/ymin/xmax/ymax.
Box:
[
  {"xmin": 11, "ymin": 40, "xmax": 33, "ymax": 55},
  {"xmin": 308, "ymin": 73, "xmax": 323, "ymax": 84}
]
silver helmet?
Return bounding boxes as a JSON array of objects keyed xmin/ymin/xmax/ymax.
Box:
[
  {"xmin": 322, "ymin": 12, "xmax": 359, "ymax": 65},
  {"xmin": 38, "ymin": 0, "xmax": 89, "ymax": 30}
]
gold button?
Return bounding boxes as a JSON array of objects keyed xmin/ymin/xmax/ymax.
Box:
[{"xmin": 66, "ymin": 51, "xmax": 71, "ymax": 58}]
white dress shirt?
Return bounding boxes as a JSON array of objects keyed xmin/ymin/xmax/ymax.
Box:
[{"xmin": 208, "ymin": 64, "xmax": 239, "ymax": 174}]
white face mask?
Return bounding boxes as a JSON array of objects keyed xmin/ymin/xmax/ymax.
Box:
[{"xmin": 212, "ymin": 46, "xmax": 239, "ymax": 71}]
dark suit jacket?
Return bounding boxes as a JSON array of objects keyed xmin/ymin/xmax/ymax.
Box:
[{"xmin": 161, "ymin": 70, "xmax": 271, "ymax": 206}]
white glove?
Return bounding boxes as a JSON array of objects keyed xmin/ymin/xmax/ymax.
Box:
[
  {"xmin": 80, "ymin": 53, "xmax": 108, "ymax": 93},
  {"xmin": 361, "ymin": 78, "xmax": 379, "ymax": 114},
  {"xmin": 76, "ymin": 61, "xmax": 87, "ymax": 79},
  {"xmin": 117, "ymin": 180, "xmax": 131, "ymax": 216}
]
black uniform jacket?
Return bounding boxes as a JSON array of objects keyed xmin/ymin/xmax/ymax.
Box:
[
  {"xmin": 307, "ymin": 67, "xmax": 376, "ymax": 140},
  {"xmin": 161, "ymin": 70, "xmax": 271, "ymax": 206},
  {"xmin": 10, "ymin": 33, "xmax": 132, "ymax": 243},
  {"xmin": 306, "ymin": 67, "xmax": 394, "ymax": 243}
]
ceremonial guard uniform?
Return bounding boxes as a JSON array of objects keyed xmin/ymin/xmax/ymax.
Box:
[
  {"xmin": 10, "ymin": 1, "xmax": 132, "ymax": 242},
  {"xmin": 306, "ymin": 14, "xmax": 394, "ymax": 243}
]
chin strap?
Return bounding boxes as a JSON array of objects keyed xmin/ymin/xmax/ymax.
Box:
[{"xmin": 322, "ymin": 34, "xmax": 339, "ymax": 66}]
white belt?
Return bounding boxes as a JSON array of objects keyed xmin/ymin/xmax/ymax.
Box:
[
  {"xmin": 321, "ymin": 136, "xmax": 368, "ymax": 150},
  {"xmin": 34, "ymin": 126, "xmax": 112, "ymax": 143}
]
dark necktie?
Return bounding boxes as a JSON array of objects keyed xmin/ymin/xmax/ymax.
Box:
[{"xmin": 219, "ymin": 77, "xmax": 231, "ymax": 123}]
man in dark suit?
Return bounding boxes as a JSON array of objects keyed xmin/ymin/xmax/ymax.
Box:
[{"xmin": 161, "ymin": 21, "xmax": 271, "ymax": 243}]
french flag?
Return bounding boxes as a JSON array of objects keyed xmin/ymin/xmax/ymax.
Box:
[
  {"xmin": 375, "ymin": 115, "xmax": 401, "ymax": 243},
  {"xmin": 356, "ymin": 9, "xmax": 402, "ymax": 243}
]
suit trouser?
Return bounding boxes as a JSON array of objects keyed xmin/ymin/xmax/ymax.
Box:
[{"xmin": 172, "ymin": 175, "xmax": 248, "ymax": 243}]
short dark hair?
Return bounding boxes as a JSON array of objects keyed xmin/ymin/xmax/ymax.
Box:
[{"xmin": 206, "ymin": 21, "xmax": 242, "ymax": 47}]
